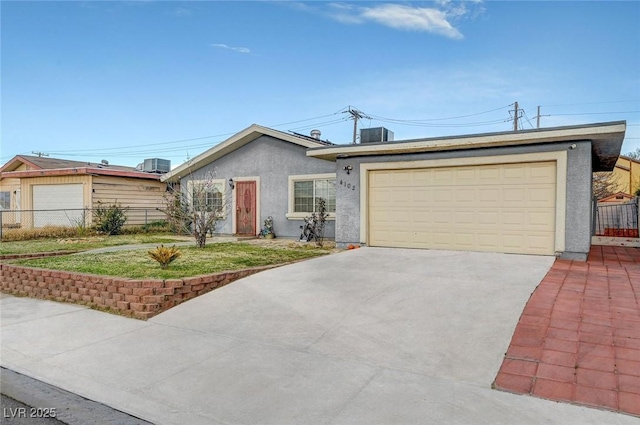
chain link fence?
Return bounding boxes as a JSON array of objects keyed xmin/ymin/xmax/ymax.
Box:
[{"xmin": 0, "ymin": 207, "xmax": 168, "ymax": 240}]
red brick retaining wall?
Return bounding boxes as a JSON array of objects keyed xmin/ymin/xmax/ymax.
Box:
[{"xmin": 0, "ymin": 264, "xmax": 277, "ymax": 320}]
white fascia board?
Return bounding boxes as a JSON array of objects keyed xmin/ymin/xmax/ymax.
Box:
[{"xmin": 307, "ymin": 121, "xmax": 626, "ymax": 161}]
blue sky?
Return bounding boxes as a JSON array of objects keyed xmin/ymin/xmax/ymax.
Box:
[{"xmin": 2, "ymin": 1, "xmax": 639, "ymax": 168}]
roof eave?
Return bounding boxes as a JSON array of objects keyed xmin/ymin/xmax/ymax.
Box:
[
  {"xmin": 306, "ymin": 121, "xmax": 626, "ymax": 171},
  {"xmin": 1, "ymin": 167, "xmax": 163, "ymax": 180},
  {"xmin": 161, "ymin": 124, "xmax": 327, "ymax": 182},
  {"xmin": 0, "ymin": 155, "xmax": 43, "ymax": 173}
]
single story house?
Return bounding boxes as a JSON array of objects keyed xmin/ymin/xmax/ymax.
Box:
[
  {"xmin": 0, "ymin": 155, "xmax": 168, "ymax": 229},
  {"xmin": 161, "ymin": 125, "xmax": 337, "ymax": 239},
  {"xmin": 162, "ymin": 121, "xmax": 626, "ymax": 261}
]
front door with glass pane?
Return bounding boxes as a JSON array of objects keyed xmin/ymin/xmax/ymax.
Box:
[{"xmin": 235, "ymin": 181, "xmax": 256, "ymax": 235}]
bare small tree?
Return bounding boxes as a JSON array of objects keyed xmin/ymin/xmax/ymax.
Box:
[
  {"xmin": 299, "ymin": 197, "xmax": 329, "ymax": 248},
  {"xmin": 592, "ymin": 171, "xmax": 620, "ymax": 200},
  {"xmin": 164, "ymin": 170, "xmax": 230, "ymax": 248}
]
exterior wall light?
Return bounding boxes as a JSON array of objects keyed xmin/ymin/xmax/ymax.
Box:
[
  {"xmin": 229, "ymin": 178, "xmax": 235, "ymax": 189},
  {"xmin": 343, "ymin": 165, "xmax": 353, "ymax": 175}
]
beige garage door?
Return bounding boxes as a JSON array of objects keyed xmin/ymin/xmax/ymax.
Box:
[{"xmin": 368, "ymin": 162, "xmax": 556, "ymax": 255}]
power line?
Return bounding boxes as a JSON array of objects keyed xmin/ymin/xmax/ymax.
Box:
[
  {"xmin": 547, "ymin": 111, "xmax": 640, "ymax": 116},
  {"xmin": 367, "ymin": 103, "xmax": 513, "ymax": 123},
  {"xmin": 5, "ymin": 103, "xmax": 637, "ymax": 163},
  {"xmin": 20, "ymin": 117, "xmax": 351, "ymax": 160},
  {"xmin": 543, "ymin": 100, "xmax": 640, "ymax": 108},
  {"xmin": 268, "ymin": 113, "xmax": 340, "ymax": 128},
  {"xmin": 342, "ymin": 106, "xmax": 371, "ymax": 144},
  {"xmin": 371, "ymin": 117, "xmax": 510, "ymax": 128},
  {"xmin": 521, "ymin": 109, "xmax": 535, "ymax": 130},
  {"xmin": 288, "ymin": 117, "xmax": 350, "ymax": 133},
  {"xmin": 43, "ymin": 132, "xmax": 236, "ymax": 154}
]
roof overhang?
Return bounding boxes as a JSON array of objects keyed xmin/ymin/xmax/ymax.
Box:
[
  {"xmin": 0, "ymin": 155, "xmax": 43, "ymax": 173},
  {"xmin": 598, "ymin": 192, "xmax": 634, "ymax": 202},
  {"xmin": 617, "ymin": 155, "xmax": 640, "ymax": 165},
  {"xmin": 1, "ymin": 167, "xmax": 162, "ymax": 180},
  {"xmin": 307, "ymin": 121, "xmax": 626, "ymax": 172},
  {"xmin": 161, "ymin": 124, "xmax": 328, "ymax": 182}
]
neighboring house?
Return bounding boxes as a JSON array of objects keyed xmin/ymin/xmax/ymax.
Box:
[
  {"xmin": 163, "ymin": 121, "xmax": 626, "ymax": 261},
  {"xmin": 612, "ymin": 155, "xmax": 640, "ymax": 196},
  {"xmin": 598, "ymin": 192, "xmax": 635, "ymax": 204},
  {"xmin": 0, "ymin": 155, "xmax": 168, "ymax": 228},
  {"xmin": 161, "ymin": 125, "xmax": 336, "ymax": 239}
]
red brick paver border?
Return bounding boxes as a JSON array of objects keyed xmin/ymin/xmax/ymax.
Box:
[{"xmin": 494, "ymin": 245, "xmax": 640, "ymax": 417}]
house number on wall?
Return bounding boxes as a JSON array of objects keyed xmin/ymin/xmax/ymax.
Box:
[{"xmin": 339, "ymin": 180, "xmax": 356, "ymax": 190}]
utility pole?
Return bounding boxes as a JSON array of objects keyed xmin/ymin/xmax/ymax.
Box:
[
  {"xmin": 344, "ymin": 106, "xmax": 370, "ymax": 144},
  {"xmin": 31, "ymin": 151, "xmax": 49, "ymax": 157},
  {"xmin": 513, "ymin": 102, "xmax": 519, "ymax": 131},
  {"xmin": 534, "ymin": 106, "xmax": 549, "ymax": 129}
]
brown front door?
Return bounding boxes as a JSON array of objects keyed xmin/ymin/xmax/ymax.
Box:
[{"xmin": 236, "ymin": 181, "xmax": 256, "ymax": 235}]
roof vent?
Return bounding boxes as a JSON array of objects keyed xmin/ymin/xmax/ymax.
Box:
[
  {"xmin": 310, "ymin": 129, "xmax": 321, "ymax": 140},
  {"xmin": 360, "ymin": 127, "xmax": 394, "ymax": 144},
  {"xmin": 101, "ymin": 159, "xmax": 109, "ymax": 166},
  {"xmin": 143, "ymin": 158, "xmax": 171, "ymax": 173}
]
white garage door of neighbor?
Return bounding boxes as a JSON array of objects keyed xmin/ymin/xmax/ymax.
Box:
[
  {"xmin": 368, "ymin": 162, "xmax": 557, "ymax": 255},
  {"xmin": 32, "ymin": 184, "xmax": 84, "ymax": 228}
]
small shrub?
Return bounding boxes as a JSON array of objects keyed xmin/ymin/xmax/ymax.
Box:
[
  {"xmin": 117, "ymin": 225, "xmax": 143, "ymax": 235},
  {"xmin": 118, "ymin": 221, "xmax": 173, "ymax": 235},
  {"xmin": 68, "ymin": 208, "xmax": 91, "ymax": 236},
  {"xmin": 93, "ymin": 202, "xmax": 127, "ymax": 235},
  {"xmin": 148, "ymin": 244, "xmax": 182, "ymax": 269},
  {"xmin": 299, "ymin": 198, "xmax": 329, "ymax": 247},
  {"xmin": 142, "ymin": 220, "xmax": 172, "ymax": 233}
]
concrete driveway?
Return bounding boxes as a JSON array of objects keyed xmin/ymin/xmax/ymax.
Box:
[{"xmin": 1, "ymin": 248, "xmax": 636, "ymax": 424}]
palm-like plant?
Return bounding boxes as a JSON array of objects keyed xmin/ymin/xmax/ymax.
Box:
[{"xmin": 148, "ymin": 245, "xmax": 182, "ymax": 269}]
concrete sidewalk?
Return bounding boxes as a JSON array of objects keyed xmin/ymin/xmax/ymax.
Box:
[{"xmin": 1, "ymin": 248, "xmax": 637, "ymax": 424}]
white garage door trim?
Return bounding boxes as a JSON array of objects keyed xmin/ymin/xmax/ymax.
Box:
[
  {"xmin": 359, "ymin": 151, "xmax": 567, "ymax": 253},
  {"xmin": 33, "ymin": 184, "xmax": 84, "ymax": 227}
]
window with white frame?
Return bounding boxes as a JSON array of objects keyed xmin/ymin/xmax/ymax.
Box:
[
  {"xmin": 288, "ymin": 174, "xmax": 336, "ymax": 218},
  {"xmin": 188, "ymin": 179, "xmax": 225, "ymax": 216}
]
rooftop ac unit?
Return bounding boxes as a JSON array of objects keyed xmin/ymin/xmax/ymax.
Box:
[
  {"xmin": 143, "ymin": 158, "xmax": 171, "ymax": 173},
  {"xmin": 360, "ymin": 127, "xmax": 394, "ymax": 143}
]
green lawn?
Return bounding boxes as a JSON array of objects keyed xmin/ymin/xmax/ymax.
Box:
[
  {"xmin": 0, "ymin": 234, "xmax": 187, "ymax": 256},
  {"xmin": 9, "ymin": 242, "xmax": 328, "ymax": 279}
]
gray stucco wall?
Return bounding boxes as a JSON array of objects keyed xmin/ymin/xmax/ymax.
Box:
[
  {"xmin": 182, "ymin": 135, "xmax": 335, "ymax": 239},
  {"xmin": 335, "ymin": 140, "xmax": 593, "ymax": 259}
]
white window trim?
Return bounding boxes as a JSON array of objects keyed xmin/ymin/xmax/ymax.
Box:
[
  {"xmin": 287, "ymin": 173, "xmax": 336, "ymax": 220},
  {"xmin": 187, "ymin": 178, "xmax": 227, "ymax": 219}
]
